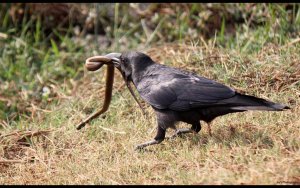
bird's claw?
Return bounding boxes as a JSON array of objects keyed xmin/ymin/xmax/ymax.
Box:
[
  {"xmin": 134, "ymin": 145, "xmax": 145, "ymax": 151},
  {"xmin": 170, "ymin": 128, "xmax": 195, "ymax": 139}
]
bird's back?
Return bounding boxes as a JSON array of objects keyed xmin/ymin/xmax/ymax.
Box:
[{"xmin": 134, "ymin": 63, "xmax": 237, "ymax": 111}]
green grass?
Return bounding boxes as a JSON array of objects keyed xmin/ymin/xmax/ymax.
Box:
[{"xmin": 0, "ymin": 3, "xmax": 300, "ymax": 185}]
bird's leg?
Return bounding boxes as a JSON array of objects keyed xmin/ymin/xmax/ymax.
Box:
[
  {"xmin": 192, "ymin": 122, "xmax": 201, "ymax": 133},
  {"xmin": 170, "ymin": 122, "xmax": 201, "ymax": 138},
  {"xmin": 207, "ymin": 122, "xmax": 212, "ymax": 136},
  {"xmin": 135, "ymin": 125, "xmax": 166, "ymax": 151},
  {"xmin": 170, "ymin": 128, "xmax": 193, "ymax": 138}
]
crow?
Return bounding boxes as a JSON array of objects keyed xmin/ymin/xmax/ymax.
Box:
[{"xmin": 79, "ymin": 51, "xmax": 290, "ymax": 150}]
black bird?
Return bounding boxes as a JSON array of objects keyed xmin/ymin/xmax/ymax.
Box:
[{"xmin": 77, "ymin": 51, "xmax": 290, "ymax": 150}]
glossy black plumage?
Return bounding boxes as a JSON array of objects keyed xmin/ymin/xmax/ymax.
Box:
[{"xmin": 115, "ymin": 51, "xmax": 290, "ymax": 150}]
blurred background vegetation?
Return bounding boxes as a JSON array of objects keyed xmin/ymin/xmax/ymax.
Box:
[{"xmin": 0, "ymin": 3, "xmax": 299, "ymax": 124}]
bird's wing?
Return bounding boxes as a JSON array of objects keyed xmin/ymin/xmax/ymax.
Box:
[{"xmin": 137, "ymin": 66, "xmax": 236, "ymax": 111}]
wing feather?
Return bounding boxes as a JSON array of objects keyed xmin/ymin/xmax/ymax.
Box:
[{"xmin": 136, "ymin": 65, "xmax": 236, "ymax": 111}]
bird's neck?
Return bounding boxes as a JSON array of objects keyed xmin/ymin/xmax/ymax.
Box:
[{"xmin": 131, "ymin": 60, "xmax": 155, "ymax": 85}]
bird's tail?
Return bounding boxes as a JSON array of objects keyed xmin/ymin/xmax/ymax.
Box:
[{"xmin": 226, "ymin": 93, "xmax": 290, "ymax": 111}]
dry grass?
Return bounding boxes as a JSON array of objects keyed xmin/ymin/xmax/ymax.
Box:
[{"xmin": 0, "ymin": 42, "xmax": 299, "ymax": 185}]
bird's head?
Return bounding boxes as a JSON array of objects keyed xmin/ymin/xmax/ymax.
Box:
[{"xmin": 85, "ymin": 51, "xmax": 153, "ymax": 82}]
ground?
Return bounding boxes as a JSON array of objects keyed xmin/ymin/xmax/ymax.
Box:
[
  {"xmin": 1, "ymin": 43, "xmax": 299, "ymax": 185},
  {"xmin": 0, "ymin": 3, "xmax": 299, "ymax": 185}
]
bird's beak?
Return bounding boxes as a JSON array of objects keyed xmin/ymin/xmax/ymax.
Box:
[{"xmin": 85, "ymin": 53, "xmax": 121, "ymax": 71}]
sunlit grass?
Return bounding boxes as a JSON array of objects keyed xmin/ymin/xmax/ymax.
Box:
[
  {"xmin": 1, "ymin": 42, "xmax": 299, "ymax": 184},
  {"xmin": 0, "ymin": 3, "xmax": 299, "ymax": 185}
]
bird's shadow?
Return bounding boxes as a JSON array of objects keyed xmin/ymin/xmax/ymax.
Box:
[
  {"xmin": 167, "ymin": 123, "xmax": 275, "ymax": 149},
  {"xmin": 134, "ymin": 123, "xmax": 275, "ymax": 153}
]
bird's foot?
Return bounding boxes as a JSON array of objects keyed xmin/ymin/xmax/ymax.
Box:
[
  {"xmin": 135, "ymin": 145, "xmax": 146, "ymax": 151},
  {"xmin": 134, "ymin": 139, "xmax": 162, "ymax": 151},
  {"xmin": 169, "ymin": 128, "xmax": 195, "ymax": 139}
]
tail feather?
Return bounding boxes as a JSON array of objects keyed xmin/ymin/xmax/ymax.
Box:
[{"xmin": 225, "ymin": 93, "xmax": 290, "ymax": 111}]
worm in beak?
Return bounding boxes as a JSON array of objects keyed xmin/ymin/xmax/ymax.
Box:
[
  {"xmin": 76, "ymin": 53, "xmax": 121, "ymax": 130},
  {"xmin": 85, "ymin": 53, "xmax": 121, "ymax": 71},
  {"xmin": 76, "ymin": 53, "xmax": 144, "ymax": 130}
]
